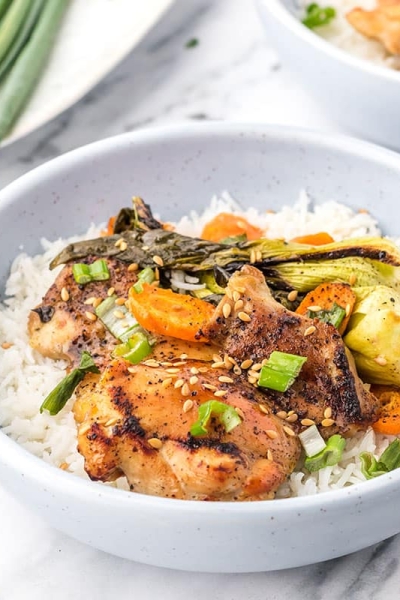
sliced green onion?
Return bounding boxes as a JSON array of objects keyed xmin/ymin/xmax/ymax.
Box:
[
  {"xmin": 112, "ymin": 331, "xmax": 152, "ymax": 364},
  {"xmin": 133, "ymin": 267, "xmax": 155, "ymax": 293},
  {"xmin": 95, "ymin": 295, "xmax": 139, "ymax": 342},
  {"xmin": 220, "ymin": 233, "xmax": 247, "ymax": 245},
  {"xmin": 258, "ymin": 351, "xmax": 307, "ymax": 393},
  {"xmin": 304, "ymin": 434, "xmax": 346, "ymax": 472},
  {"xmin": 308, "ymin": 302, "xmax": 346, "ymax": 330},
  {"xmin": 360, "ymin": 439, "xmax": 400, "ymax": 480},
  {"xmin": 302, "ymin": 3, "xmax": 336, "ymax": 29},
  {"xmin": 299, "ymin": 424, "xmax": 326, "ymax": 457},
  {"xmin": 72, "ymin": 259, "xmax": 110, "ymax": 285},
  {"xmin": 190, "ymin": 400, "xmax": 242, "ymax": 437},
  {"xmin": 40, "ymin": 351, "xmax": 99, "ymax": 416}
]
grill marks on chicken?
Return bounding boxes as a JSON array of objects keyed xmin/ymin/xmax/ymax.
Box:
[
  {"xmin": 203, "ymin": 266, "xmax": 378, "ymax": 433},
  {"xmin": 28, "ymin": 257, "xmax": 138, "ymax": 368},
  {"xmin": 73, "ymin": 360, "xmax": 301, "ymax": 501}
]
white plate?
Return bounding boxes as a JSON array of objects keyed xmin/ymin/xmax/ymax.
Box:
[{"xmin": 1, "ymin": 0, "xmax": 174, "ymax": 147}]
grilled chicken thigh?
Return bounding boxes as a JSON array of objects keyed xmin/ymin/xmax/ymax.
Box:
[
  {"xmin": 203, "ymin": 266, "xmax": 378, "ymax": 433},
  {"xmin": 28, "ymin": 257, "xmax": 138, "ymax": 368},
  {"xmin": 74, "ymin": 360, "xmax": 301, "ymax": 500}
]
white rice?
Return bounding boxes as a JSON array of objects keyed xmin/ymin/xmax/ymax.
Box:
[
  {"xmin": 299, "ymin": 0, "xmax": 400, "ymax": 70},
  {"xmin": 0, "ymin": 192, "xmax": 393, "ymax": 498}
]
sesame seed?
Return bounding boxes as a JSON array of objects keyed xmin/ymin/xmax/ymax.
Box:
[
  {"xmin": 1, "ymin": 342, "xmax": 12, "ymax": 349},
  {"xmin": 266, "ymin": 429, "xmax": 278, "ymax": 439},
  {"xmin": 248, "ymin": 376, "xmax": 258, "ymax": 384},
  {"xmin": 287, "ymin": 410, "xmax": 294, "ymax": 416},
  {"xmin": 250, "ymin": 249, "xmax": 256, "ymax": 264},
  {"xmin": 321, "ymin": 418, "xmax": 335, "ymax": 427},
  {"xmin": 105, "ymin": 417, "xmax": 118, "ymax": 427},
  {"xmin": 115, "ymin": 297, "xmax": 126, "ymax": 306},
  {"xmin": 256, "ymin": 250, "xmax": 263, "ymax": 262},
  {"xmin": 127, "ymin": 366, "xmax": 136, "ymax": 374},
  {"xmin": 213, "ymin": 353, "xmax": 222, "ymax": 363},
  {"xmin": 165, "ymin": 368, "xmax": 180, "ymax": 374},
  {"xmin": 181, "ymin": 383, "xmax": 190, "ymax": 396},
  {"xmin": 324, "ymin": 407, "xmax": 332, "ymax": 419},
  {"xmin": 170, "ymin": 361, "xmax": 187, "ymax": 366},
  {"xmin": 304, "ymin": 325, "xmax": 316, "ymax": 336},
  {"xmin": 203, "ymin": 383, "xmax": 217, "ymax": 391},
  {"xmin": 224, "ymin": 354, "xmax": 233, "ymax": 369},
  {"xmin": 349, "ymin": 273, "xmax": 357, "ymax": 286},
  {"xmin": 258, "ymin": 404, "xmax": 269, "ymax": 415},
  {"xmin": 283, "ymin": 425, "xmax": 296, "ymax": 437},
  {"xmin": 235, "ymin": 286, "xmax": 246, "ymax": 294},
  {"xmin": 128, "ymin": 263, "xmax": 139, "ymax": 272},
  {"xmin": 148, "ymin": 438, "xmax": 162, "ymax": 449},
  {"xmin": 225, "ymin": 288, "xmax": 233, "ymax": 300},
  {"xmin": 84, "ymin": 297, "xmax": 96, "ymax": 305},
  {"xmin": 198, "ymin": 366, "xmax": 209, "ymax": 373},
  {"xmin": 236, "ymin": 407, "xmax": 245, "ymax": 419},
  {"xmin": 190, "ymin": 367, "xmax": 199, "ymax": 375},
  {"xmin": 113, "ymin": 310, "xmax": 125, "ymax": 319},
  {"xmin": 59, "ymin": 462, "xmax": 69, "ymax": 471},
  {"xmin": 267, "ymin": 450, "xmax": 274, "ymax": 461},
  {"xmin": 212, "ymin": 361, "xmax": 226, "ymax": 369},
  {"xmin": 114, "ymin": 238, "xmax": 123, "ymax": 247},
  {"xmin": 240, "ymin": 359, "xmax": 253, "ymax": 370},
  {"xmin": 287, "ymin": 290, "xmax": 298, "ymax": 302},
  {"xmin": 180, "ymin": 353, "xmax": 188, "ymax": 360},
  {"xmin": 78, "ymin": 423, "xmax": 91, "ymax": 435},
  {"xmin": 234, "ymin": 299, "xmax": 244, "ymax": 311},
  {"xmin": 119, "ymin": 241, "xmax": 128, "ymax": 252},
  {"xmin": 286, "ymin": 413, "xmax": 298, "ymax": 423},
  {"xmin": 374, "ymin": 355, "xmax": 387, "ymax": 366},
  {"xmin": 61, "ymin": 287, "xmax": 70, "ymax": 302},
  {"xmin": 301, "ymin": 418, "xmax": 315, "ymax": 427},
  {"xmin": 261, "ymin": 358, "xmax": 268, "ymax": 366},
  {"xmin": 153, "ymin": 255, "xmax": 164, "ymax": 267},
  {"xmin": 248, "ymin": 370, "xmax": 261, "ymax": 379},
  {"xmin": 107, "ymin": 287, "xmax": 115, "ymax": 297},
  {"xmin": 183, "ymin": 399, "xmax": 194, "ymax": 413},
  {"xmin": 92, "ymin": 297, "xmax": 102, "ymax": 309},
  {"xmin": 162, "ymin": 377, "xmax": 173, "ymax": 388},
  {"xmin": 276, "ymin": 411, "xmax": 288, "ymax": 419},
  {"xmin": 223, "ymin": 303, "xmax": 232, "ymax": 318},
  {"xmin": 233, "ymin": 365, "xmax": 242, "ymax": 375},
  {"xmin": 190, "ymin": 376, "xmax": 199, "ymax": 385},
  {"xmin": 142, "ymin": 245, "xmax": 149, "ymax": 251},
  {"xmin": 154, "ymin": 268, "xmax": 160, "ymax": 281},
  {"xmin": 143, "ymin": 360, "xmax": 159, "ymax": 367},
  {"xmin": 307, "ymin": 305, "xmax": 322, "ymax": 312},
  {"xmin": 214, "ymin": 390, "xmax": 228, "ymax": 397},
  {"xmin": 174, "ymin": 379, "xmax": 184, "ymax": 389},
  {"xmin": 233, "ymin": 291, "xmax": 240, "ymax": 303},
  {"xmin": 161, "ymin": 362, "xmax": 173, "ymax": 367},
  {"xmin": 85, "ymin": 311, "xmax": 97, "ymax": 321},
  {"xmin": 345, "ymin": 303, "xmax": 351, "ymax": 317},
  {"xmin": 364, "ymin": 382, "xmax": 371, "ymax": 392},
  {"xmin": 238, "ymin": 311, "xmax": 251, "ymax": 322},
  {"xmin": 252, "ymin": 363, "xmax": 263, "ymax": 371},
  {"xmin": 219, "ymin": 375, "xmax": 234, "ymax": 383}
]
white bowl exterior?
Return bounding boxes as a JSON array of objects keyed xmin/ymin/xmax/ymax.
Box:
[
  {"xmin": 1, "ymin": 124, "xmax": 400, "ymax": 571},
  {"xmin": 256, "ymin": 0, "xmax": 400, "ymax": 150}
]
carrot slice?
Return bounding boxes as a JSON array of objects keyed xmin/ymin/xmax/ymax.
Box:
[
  {"xmin": 371, "ymin": 385, "xmax": 400, "ymax": 435},
  {"xmin": 128, "ymin": 284, "xmax": 215, "ymax": 342},
  {"xmin": 201, "ymin": 213, "xmax": 263, "ymax": 242},
  {"xmin": 291, "ymin": 232, "xmax": 334, "ymax": 245},
  {"xmin": 295, "ymin": 282, "xmax": 356, "ymax": 335}
]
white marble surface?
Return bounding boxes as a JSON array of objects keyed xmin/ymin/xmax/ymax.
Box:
[{"xmin": 1, "ymin": 0, "xmax": 399, "ymax": 598}]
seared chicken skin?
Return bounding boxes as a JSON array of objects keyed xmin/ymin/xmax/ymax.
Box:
[
  {"xmin": 28, "ymin": 257, "xmax": 138, "ymax": 368},
  {"xmin": 74, "ymin": 359, "xmax": 301, "ymax": 501},
  {"xmin": 347, "ymin": 0, "xmax": 400, "ymax": 55},
  {"xmin": 203, "ymin": 266, "xmax": 378, "ymax": 434}
]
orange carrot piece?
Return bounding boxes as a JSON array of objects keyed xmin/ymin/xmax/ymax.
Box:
[
  {"xmin": 371, "ymin": 385, "xmax": 400, "ymax": 435},
  {"xmin": 201, "ymin": 213, "xmax": 263, "ymax": 242},
  {"xmin": 129, "ymin": 284, "xmax": 215, "ymax": 342},
  {"xmin": 291, "ymin": 232, "xmax": 334, "ymax": 245},
  {"xmin": 295, "ymin": 282, "xmax": 356, "ymax": 335}
]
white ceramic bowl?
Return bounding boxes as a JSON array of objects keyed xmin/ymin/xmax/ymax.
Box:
[
  {"xmin": 256, "ymin": 0, "xmax": 400, "ymax": 151},
  {"xmin": 1, "ymin": 124, "xmax": 400, "ymax": 573}
]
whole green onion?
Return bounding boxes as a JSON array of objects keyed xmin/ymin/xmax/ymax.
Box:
[
  {"xmin": 72, "ymin": 259, "xmax": 110, "ymax": 285},
  {"xmin": 40, "ymin": 351, "xmax": 99, "ymax": 416},
  {"xmin": 360, "ymin": 439, "xmax": 400, "ymax": 480},
  {"xmin": 302, "ymin": 3, "xmax": 336, "ymax": 29},
  {"xmin": 190, "ymin": 400, "xmax": 242, "ymax": 437},
  {"xmin": 258, "ymin": 351, "xmax": 307, "ymax": 393},
  {"xmin": 304, "ymin": 434, "xmax": 346, "ymax": 472},
  {"xmin": 0, "ymin": 0, "xmax": 31, "ymax": 66}
]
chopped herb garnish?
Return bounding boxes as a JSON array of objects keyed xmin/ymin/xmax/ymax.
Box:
[
  {"xmin": 307, "ymin": 302, "xmax": 346, "ymax": 329},
  {"xmin": 302, "ymin": 3, "xmax": 336, "ymax": 29},
  {"xmin": 299, "ymin": 424, "xmax": 326, "ymax": 457},
  {"xmin": 72, "ymin": 259, "xmax": 110, "ymax": 285},
  {"xmin": 113, "ymin": 331, "xmax": 153, "ymax": 364},
  {"xmin": 132, "ymin": 267, "xmax": 155, "ymax": 293},
  {"xmin": 185, "ymin": 37, "xmax": 199, "ymax": 49},
  {"xmin": 95, "ymin": 295, "xmax": 140, "ymax": 342},
  {"xmin": 258, "ymin": 351, "xmax": 307, "ymax": 393},
  {"xmin": 304, "ymin": 434, "xmax": 346, "ymax": 472},
  {"xmin": 360, "ymin": 439, "xmax": 400, "ymax": 479},
  {"xmin": 40, "ymin": 351, "xmax": 100, "ymax": 416},
  {"xmin": 190, "ymin": 400, "xmax": 242, "ymax": 437}
]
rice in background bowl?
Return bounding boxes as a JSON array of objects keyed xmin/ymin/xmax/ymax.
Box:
[{"xmin": 1, "ymin": 124, "xmax": 400, "ymax": 572}]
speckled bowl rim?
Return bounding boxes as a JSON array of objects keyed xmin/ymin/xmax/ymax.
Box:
[
  {"xmin": 1, "ymin": 122, "xmax": 400, "ymax": 516},
  {"xmin": 256, "ymin": 0, "xmax": 400, "ymax": 83}
]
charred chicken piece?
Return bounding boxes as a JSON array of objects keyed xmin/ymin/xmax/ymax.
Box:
[
  {"xmin": 347, "ymin": 2, "xmax": 400, "ymax": 55},
  {"xmin": 73, "ymin": 360, "xmax": 301, "ymax": 501},
  {"xmin": 203, "ymin": 265, "xmax": 378, "ymax": 434}
]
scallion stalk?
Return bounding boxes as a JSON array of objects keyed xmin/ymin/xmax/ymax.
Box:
[
  {"xmin": 133, "ymin": 267, "xmax": 155, "ymax": 293},
  {"xmin": 95, "ymin": 295, "xmax": 140, "ymax": 342},
  {"xmin": 302, "ymin": 3, "xmax": 336, "ymax": 29},
  {"xmin": 299, "ymin": 424, "xmax": 326, "ymax": 457},
  {"xmin": 72, "ymin": 259, "xmax": 110, "ymax": 285},
  {"xmin": 112, "ymin": 331, "xmax": 152, "ymax": 364},
  {"xmin": 258, "ymin": 351, "xmax": 307, "ymax": 393},
  {"xmin": 360, "ymin": 439, "xmax": 400, "ymax": 479},
  {"xmin": 190, "ymin": 400, "xmax": 242, "ymax": 437},
  {"xmin": 304, "ymin": 434, "xmax": 346, "ymax": 472},
  {"xmin": 308, "ymin": 302, "xmax": 346, "ymax": 329}
]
